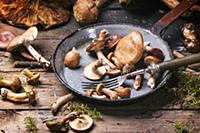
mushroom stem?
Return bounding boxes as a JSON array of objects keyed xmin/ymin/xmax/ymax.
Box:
[
  {"xmin": 23, "ymin": 42, "xmax": 51, "ymax": 68},
  {"xmin": 96, "ymin": 50, "xmax": 116, "ymax": 69},
  {"xmin": 0, "ymin": 86, "xmax": 35, "ymax": 103},
  {"xmin": 0, "ymin": 76, "xmax": 21, "ymax": 92},
  {"xmin": 51, "ymin": 93, "xmax": 75, "ymax": 115},
  {"xmin": 22, "ymin": 68, "xmax": 34, "ymax": 78},
  {"xmin": 102, "ymin": 88, "xmax": 117, "ymax": 100},
  {"xmin": 133, "ymin": 74, "xmax": 142, "ymax": 90},
  {"xmin": 147, "ymin": 74, "xmax": 156, "ymax": 89}
]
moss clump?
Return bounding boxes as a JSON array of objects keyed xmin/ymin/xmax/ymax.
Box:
[
  {"xmin": 63, "ymin": 102, "xmax": 102, "ymax": 120},
  {"xmin": 173, "ymin": 121, "xmax": 188, "ymax": 133},
  {"xmin": 24, "ymin": 116, "xmax": 38, "ymax": 133},
  {"xmin": 168, "ymin": 69, "xmax": 200, "ymax": 108}
]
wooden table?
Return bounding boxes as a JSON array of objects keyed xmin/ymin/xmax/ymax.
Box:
[{"xmin": 0, "ymin": 1, "xmax": 200, "ymax": 133}]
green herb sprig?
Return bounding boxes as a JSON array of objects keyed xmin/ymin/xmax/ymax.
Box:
[
  {"xmin": 173, "ymin": 121, "xmax": 188, "ymax": 133},
  {"xmin": 24, "ymin": 116, "xmax": 38, "ymax": 133}
]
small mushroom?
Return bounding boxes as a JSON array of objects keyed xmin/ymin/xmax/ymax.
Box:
[
  {"xmin": 106, "ymin": 69, "xmax": 121, "ymax": 77},
  {"xmin": 69, "ymin": 114, "xmax": 93, "ymax": 131},
  {"xmin": 83, "ymin": 60, "xmax": 106, "ymax": 80},
  {"xmin": 96, "ymin": 83, "xmax": 118, "ymax": 99},
  {"xmin": 0, "ymin": 76, "xmax": 21, "ymax": 92},
  {"xmin": 0, "ymin": 85, "xmax": 36, "ymax": 103},
  {"xmin": 73, "ymin": 0, "xmax": 108, "ymax": 24},
  {"xmin": 64, "ymin": 47, "xmax": 80, "ymax": 68},
  {"xmin": 22, "ymin": 68, "xmax": 40, "ymax": 85},
  {"xmin": 7, "ymin": 27, "xmax": 50, "ymax": 68},
  {"xmin": 116, "ymin": 86, "xmax": 131, "ymax": 98},
  {"xmin": 144, "ymin": 45, "xmax": 164, "ymax": 63},
  {"xmin": 86, "ymin": 29, "xmax": 117, "ymax": 69},
  {"xmin": 133, "ymin": 74, "xmax": 143, "ymax": 90},
  {"xmin": 106, "ymin": 34, "xmax": 122, "ymax": 49},
  {"xmin": 51, "ymin": 93, "xmax": 75, "ymax": 115},
  {"xmin": 182, "ymin": 23, "xmax": 200, "ymax": 53},
  {"xmin": 147, "ymin": 74, "xmax": 156, "ymax": 89}
]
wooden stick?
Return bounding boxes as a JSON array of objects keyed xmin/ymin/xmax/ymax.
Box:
[{"xmin": 13, "ymin": 61, "xmax": 43, "ymax": 68}]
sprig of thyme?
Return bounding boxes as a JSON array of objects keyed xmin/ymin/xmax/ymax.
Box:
[
  {"xmin": 24, "ymin": 116, "xmax": 38, "ymax": 133},
  {"xmin": 63, "ymin": 102, "xmax": 102, "ymax": 120}
]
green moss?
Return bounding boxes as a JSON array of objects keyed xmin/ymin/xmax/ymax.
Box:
[
  {"xmin": 173, "ymin": 121, "xmax": 188, "ymax": 133},
  {"xmin": 24, "ymin": 116, "xmax": 38, "ymax": 133},
  {"xmin": 171, "ymin": 70, "xmax": 200, "ymax": 108},
  {"xmin": 64, "ymin": 102, "xmax": 102, "ymax": 120}
]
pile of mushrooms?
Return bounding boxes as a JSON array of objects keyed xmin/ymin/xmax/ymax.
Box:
[
  {"xmin": 82, "ymin": 29, "xmax": 165, "ymax": 98},
  {"xmin": 83, "ymin": 29, "xmax": 144, "ymax": 81}
]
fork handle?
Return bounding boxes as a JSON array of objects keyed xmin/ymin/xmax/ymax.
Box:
[{"xmin": 158, "ymin": 53, "xmax": 200, "ymax": 71}]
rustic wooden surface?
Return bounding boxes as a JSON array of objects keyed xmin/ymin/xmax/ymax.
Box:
[{"xmin": 1, "ymin": 1, "xmax": 200, "ymax": 133}]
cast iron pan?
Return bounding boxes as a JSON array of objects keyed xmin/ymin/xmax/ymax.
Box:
[{"xmin": 52, "ymin": 0, "xmax": 197, "ymax": 105}]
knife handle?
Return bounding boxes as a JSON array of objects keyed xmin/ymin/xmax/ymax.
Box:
[{"xmin": 158, "ymin": 53, "xmax": 200, "ymax": 71}]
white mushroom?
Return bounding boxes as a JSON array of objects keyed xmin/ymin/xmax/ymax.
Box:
[
  {"xmin": 69, "ymin": 114, "xmax": 93, "ymax": 131},
  {"xmin": 7, "ymin": 27, "xmax": 50, "ymax": 68},
  {"xmin": 83, "ymin": 60, "xmax": 106, "ymax": 80}
]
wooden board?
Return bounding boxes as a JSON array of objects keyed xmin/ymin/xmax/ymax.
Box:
[{"xmin": 0, "ymin": 1, "xmax": 200, "ymax": 132}]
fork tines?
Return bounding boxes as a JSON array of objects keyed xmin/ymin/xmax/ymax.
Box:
[{"xmin": 81, "ymin": 78, "xmax": 118, "ymax": 89}]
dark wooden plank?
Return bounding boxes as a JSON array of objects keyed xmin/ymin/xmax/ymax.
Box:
[{"xmin": 0, "ymin": 110, "xmax": 200, "ymax": 133}]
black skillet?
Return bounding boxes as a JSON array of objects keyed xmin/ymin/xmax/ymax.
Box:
[{"xmin": 52, "ymin": 0, "xmax": 198, "ymax": 105}]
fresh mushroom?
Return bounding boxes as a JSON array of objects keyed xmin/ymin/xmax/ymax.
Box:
[
  {"xmin": 73, "ymin": 0, "xmax": 108, "ymax": 24},
  {"xmin": 7, "ymin": 27, "xmax": 51, "ymax": 68},
  {"xmin": 133, "ymin": 74, "xmax": 143, "ymax": 90},
  {"xmin": 0, "ymin": 76, "xmax": 21, "ymax": 92},
  {"xmin": 0, "ymin": 85, "xmax": 36, "ymax": 103},
  {"xmin": 83, "ymin": 60, "xmax": 106, "ymax": 80},
  {"xmin": 51, "ymin": 93, "xmax": 75, "ymax": 115},
  {"xmin": 69, "ymin": 114, "xmax": 93, "ymax": 131},
  {"xmin": 22, "ymin": 68, "xmax": 40, "ymax": 85},
  {"xmin": 116, "ymin": 86, "xmax": 131, "ymax": 98},
  {"xmin": 182, "ymin": 23, "xmax": 200, "ymax": 53},
  {"xmin": 106, "ymin": 34, "xmax": 122, "ymax": 49},
  {"xmin": 114, "ymin": 30, "xmax": 144, "ymax": 66},
  {"xmin": 96, "ymin": 83, "xmax": 118, "ymax": 99},
  {"xmin": 91, "ymin": 93, "xmax": 107, "ymax": 99},
  {"xmin": 64, "ymin": 47, "xmax": 80, "ymax": 68},
  {"xmin": 147, "ymin": 74, "xmax": 156, "ymax": 89},
  {"xmin": 86, "ymin": 29, "xmax": 117, "ymax": 69}
]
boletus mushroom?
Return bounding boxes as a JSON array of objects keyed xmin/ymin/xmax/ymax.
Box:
[
  {"xmin": 114, "ymin": 30, "xmax": 144, "ymax": 66},
  {"xmin": 7, "ymin": 27, "xmax": 51, "ymax": 68},
  {"xmin": 116, "ymin": 86, "xmax": 131, "ymax": 98},
  {"xmin": 22, "ymin": 68, "xmax": 40, "ymax": 85},
  {"xmin": 69, "ymin": 114, "xmax": 93, "ymax": 132},
  {"xmin": 96, "ymin": 83, "xmax": 118, "ymax": 99},
  {"xmin": 0, "ymin": 76, "xmax": 21, "ymax": 92},
  {"xmin": 73, "ymin": 0, "xmax": 108, "ymax": 25},
  {"xmin": 64, "ymin": 47, "xmax": 80, "ymax": 68},
  {"xmin": 0, "ymin": 85, "xmax": 36, "ymax": 103}
]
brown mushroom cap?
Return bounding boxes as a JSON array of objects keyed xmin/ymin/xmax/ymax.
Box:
[
  {"xmin": 69, "ymin": 114, "xmax": 93, "ymax": 131},
  {"xmin": 144, "ymin": 55, "xmax": 162, "ymax": 65},
  {"xmin": 86, "ymin": 29, "xmax": 108, "ymax": 52},
  {"xmin": 116, "ymin": 86, "xmax": 131, "ymax": 98},
  {"xmin": 146, "ymin": 48, "xmax": 164, "ymax": 62},
  {"xmin": 114, "ymin": 30, "xmax": 144, "ymax": 65},
  {"xmin": 11, "ymin": 76, "xmax": 21, "ymax": 92},
  {"xmin": 96, "ymin": 83, "xmax": 104, "ymax": 95},
  {"xmin": 107, "ymin": 34, "xmax": 122, "ymax": 49},
  {"xmin": 64, "ymin": 47, "xmax": 80, "ymax": 68}
]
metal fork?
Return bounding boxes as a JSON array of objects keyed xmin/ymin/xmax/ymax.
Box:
[{"xmin": 82, "ymin": 52, "xmax": 200, "ymax": 90}]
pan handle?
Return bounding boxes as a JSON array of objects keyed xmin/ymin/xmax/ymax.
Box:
[
  {"xmin": 158, "ymin": 53, "xmax": 200, "ymax": 71},
  {"xmin": 151, "ymin": 0, "xmax": 198, "ymax": 35}
]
